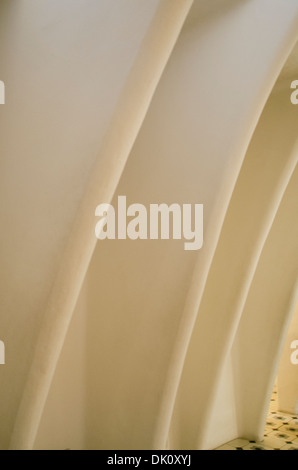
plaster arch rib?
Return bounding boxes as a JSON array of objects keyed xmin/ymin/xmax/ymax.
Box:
[
  {"xmin": 232, "ymin": 167, "xmax": 298, "ymax": 444},
  {"xmin": 165, "ymin": 108, "xmax": 298, "ymax": 450},
  {"xmin": 8, "ymin": 0, "xmax": 194, "ymax": 451},
  {"xmin": 167, "ymin": 83, "xmax": 298, "ymax": 449},
  {"xmin": 153, "ymin": 3, "xmax": 298, "ymax": 450},
  {"xmin": 8, "ymin": 0, "xmax": 298, "ymax": 451}
]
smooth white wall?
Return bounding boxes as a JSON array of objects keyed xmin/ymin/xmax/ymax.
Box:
[
  {"xmin": 0, "ymin": 0, "xmax": 160, "ymax": 449},
  {"xmin": 34, "ymin": 1, "xmax": 298, "ymax": 451}
]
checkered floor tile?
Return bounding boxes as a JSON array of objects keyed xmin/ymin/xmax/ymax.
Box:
[{"xmin": 215, "ymin": 386, "xmax": 298, "ymax": 450}]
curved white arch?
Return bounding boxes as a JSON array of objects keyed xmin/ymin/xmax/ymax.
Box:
[
  {"xmin": 233, "ymin": 167, "xmax": 298, "ymax": 442},
  {"xmin": 168, "ymin": 85, "xmax": 298, "ymax": 449},
  {"xmin": 3, "ymin": 0, "xmax": 298, "ymax": 451},
  {"xmin": 153, "ymin": 2, "xmax": 298, "ymax": 450},
  {"xmin": 8, "ymin": 0, "xmax": 193, "ymax": 450},
  {"xmin": 32, "ymin": 1, "xmax": 298, "ymax": 451}
]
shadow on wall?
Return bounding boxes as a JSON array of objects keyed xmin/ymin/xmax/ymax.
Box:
[{"xmin": 186, "ymin": 0, "xmax": 255, "ymax": 30}]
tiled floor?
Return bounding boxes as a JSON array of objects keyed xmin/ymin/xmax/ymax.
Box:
[{"xmin": 216, "ymin": 386, "xmax": 298, "ymax": 450}]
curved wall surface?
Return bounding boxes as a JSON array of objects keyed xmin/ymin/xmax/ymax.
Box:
[{"xmin": 0, "ymin": 0, "xmax": 297, "ymax": 450}]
